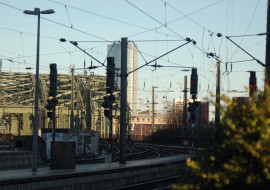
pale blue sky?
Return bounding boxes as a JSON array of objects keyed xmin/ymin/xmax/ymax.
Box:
[{"xmin": 0, "ymin": 0, "xmax": 267, "ymax": 113}]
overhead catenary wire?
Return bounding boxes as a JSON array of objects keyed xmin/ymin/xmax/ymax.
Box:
[
  {"xmin": 0, "ymin": 26, "xmax": 58, "ymax": 40},
  {"xmin": 0, "ymin": 1, "xmax": 264, "ymax": 101},
  {"xmin": 156, "ymin": 0, "xmax": 224, "ymax": 66},
  {"xmin": 0, "ymin": 1, "xmax": 21, "ymax": 11},
  {"xmin": 128, "ymin": 0, "xmax": 226, "ymax": 39},
  {"xmin": 0, "ymin": 0, "xmax": 197, "ymax": 74},
  {"xmin": 160, "ymin": 0, "xmax": 224, "ymax": 34},
  {"xmin": 124, "ymin": 0, "xmax": 186, "ymax": 41},
  {"xmin": 228, "ymin": 32, "xmax": 267, "ymax": 38},
  {"xmin": 128, "ymin": 40, "xmax": 193, "ymax": 75},
  {"xmin": 0, "ymin": 0, "xmax": 221, "ymax": 72},
  {"xmin": 42, "ymin": 17, "xmax": 109, "ymax": 42},
  {"xmin": 0, "ymin": 1, "xmax": 110, "ymax": 42},
  {"xmin": 131, "ymin": 41, "xmax": 188, "ymax": 68},
  {"xmin": 226, "ymin": 59, "xmax": 255, "ymax": 64},
  {"xmin": 0, "ymin": 0, "xmax": 114, "ymax": 73},
  {"xmin": 19, "ymin": 32, "xmax": 26, "ymax": 70},
  {"xmin": 65, "ymin": 5, "xmax": 73, "ymax": 28},
  {"xmin": 47, "ymin": 0, "xmax": 177, "ymax": 39},
  {"xmin": 227, "ymin": 0, "xmax": 261, "ymax": 62},
  {"xmin": 225, "ymin": 36, "xmax": 265, "ymax": 67},
  {"xmin": 0, "ymin": 47, "xmax": 53, "ymax": 68},
  {"xmin": 159, "ymin": 0, "xmax": 246, "ymax": 73},
  {"xmin": 164, "ymin": 1, "xmax": 167, "ymax": 27},
  {"xmin": 0, "ymin": 26, "xmax": 73, "ymax": 70},
  {"xmin": 69, "ymin": 41, "xmax": 106, "ymax": 67},
  {"xmin": 66, "ymin": 40, "xmax": 121, "ymax": 77}
]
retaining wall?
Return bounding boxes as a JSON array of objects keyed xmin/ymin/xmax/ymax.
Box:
[
  {"xmin": 0, "ymin": 154, "xmax": 189, "ymax": 190},
  {"xmin": 0, "ymin": 151, "xmax": 42, "ymax": 169}
]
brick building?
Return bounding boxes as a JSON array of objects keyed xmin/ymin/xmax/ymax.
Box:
[{"xmin": 130, "ymin": 112, "xmax": 167, "ymax": 141}]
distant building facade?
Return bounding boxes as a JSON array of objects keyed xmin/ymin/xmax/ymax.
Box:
[
  {"xmin": 173, "ymin": 98, "xmax": 209, "ymax": 128},
  {"xmin": 232, "ymin": 97, "xmax": 249, "ymax": 104},
  {"xmin": 199, "ymin": 101, "xmax": 209, "ymax": 128},
  {"xmin": 130, "ymin": 112, "xmax": 167, "ymax": 141},
  {"xmin": 173, "ymin": 98, "xmax": 184, "ymax": 114},
  {"xmin": 107, "ymin": 43, "xmax": 138, "ymax": 114}
]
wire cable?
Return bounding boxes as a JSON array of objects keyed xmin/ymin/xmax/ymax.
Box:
[
  {"xmin": 19, "ymin": 32, "xmax": 26, "ymax": 65},
  {"xmin": 161, "ymin": 0, "xmax": 225, "ymax": 34},
  {"xmin": 0, "ymin": 1, "xmax": 110, "ymax": 42},
  {"xmin": 129, "ymin": 40, "xmax": 192, "ymax": 74},
  {"xmin": 124, "ymin": 0, "xmax": 186, "ymax": 40},
  {"xmin": 65, "ymin": 5, "xmax": 73, "ymax": 28},
  {"xmin": 0, "ymin": 26, "xmax": 58, "ymax": 40},
  {"xmin": 230, "ymin": 0, "xmax": 260, "ymax": 59}
]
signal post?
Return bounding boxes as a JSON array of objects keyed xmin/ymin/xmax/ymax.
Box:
[
  {"xmin": 249, "ymin": 71, "xmax": 257, "ymax": 98},
  {"xmin": 102, "ymin": 57, "xmax": 115, "ymax": 157},
  {"xmin": 46, "ymin": 63, "xmax": 58, "ymax": 141},
  {"xmin": 188, "ymin": 68, "xmax": 200, "ymax": 150}
]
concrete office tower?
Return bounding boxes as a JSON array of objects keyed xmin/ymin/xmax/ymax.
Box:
[{"xmin": 107, "ymin": 42, "xmax": 138, "ymax": 114}]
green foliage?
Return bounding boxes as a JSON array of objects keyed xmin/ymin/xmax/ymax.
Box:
[{"xmin": 174, "ymin": 87, "xmax": 270, "ymax": 190}]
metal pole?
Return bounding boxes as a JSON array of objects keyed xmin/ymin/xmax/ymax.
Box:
[
  {"xmin": 32, "ymin": 8, "xmax": 40, "ymax": 172},
  {"xmin": 120, "ymin": 37, "xmax": 128, "ymax": 164},
  {"xmin": 152, "ymin": 86, "xmax": 155, "ymax": 131},
  {"xmin": 215, "ymin": 60, "xmax": 221, "ymax": 131},
  {"xmin": 86, "ymin": 78, "xmax": 91, "ymax": 130},
  {"xmin": 265, "ymin": 0, "xmax": 270, "ymax": 87},
  {"xmin": 76, "ymin": 79, "xmax": 80, "ymax": 136},
  {"xmin": 109, "ymin": 116, "xmax": 112, "ymax": 152},
  {"xmin": 70, "ymin": 66, "xmax": 74, "ymax": 129},
  {"xmin": 183, "ymin": 76, "xmax": 187, "ymax": 131},
  {"xmin": 141, "ymin": 123, "xmax": 142, "ymax": 140}
]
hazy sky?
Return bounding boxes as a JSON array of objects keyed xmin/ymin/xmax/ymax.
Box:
[{"xmin": 0, "ymin": 0, "xmax": 267, "ymax": 113}]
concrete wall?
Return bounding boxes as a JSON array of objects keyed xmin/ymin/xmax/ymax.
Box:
[
  {"xmin": 0, "ymin": 151, "xmax": 42, "ymax": 169},
  {"xmin": 0, "ymin": 157, "xmax": 186, "ymax": 190}
]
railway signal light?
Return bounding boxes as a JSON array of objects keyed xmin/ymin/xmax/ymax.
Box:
[
  {"xmin": 102, "ymin": 95, "xmax": 115, "ymax": 108},
  {"xmin": 188, "ymin": 102, "xmax": 194, "ymax": 113},
  {"xmin": 249, "ymin": 71, "xmax": 257, "ymax": 97},
  {"xmin": 47, "ymin": 111, "xmax": 55, "ymax": 119},
  {"xmin": 190, "ymin": 68, "xmax": 198, "ymax": 97},
  {"xmin": 104, "ymin": 109, "xmax": 112, "ymax": 119},
  {"xmin": 190, "ymin": 113, "xmax": 195, "ymax": 121},
  {"xmin": 46, "ymin": 97, "xmax": 58, "ymax": 110},
  {"xmin": 187, "ymin": 101, "xmax": 201, "ymax": 124},
  {"xmin": 49, "ymin": 63, "xmax": 57, "ymax": 97},
  {"xmin": 106, "ymin": 57, "xmax": 115, "ymax": 94},
  {"xmin": 103, "ymin": 57, "xmax": 115, "ymax": 119}
]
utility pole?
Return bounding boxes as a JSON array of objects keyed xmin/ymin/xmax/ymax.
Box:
[
  {"xmin": 182, "ymin": 76, "xmax": 188, "ymax": 131},
  {"xmin": 46, "ymin": 63, "xmax": 57, "ymax": 141},
  {"xmin": 151, "ymin": 86, "xmax": 158, "ymax": 132},
  {"xmin": 103, "ymin": 57, "xmax": 115, "ymax": 154},
  {"xmin": 266, "ymin": 0, "xmax": 270, "ymax": 86},
  {"xmin": 249, "ymin": 71, "xmax": 257, "ymax": 98},
  {"xmin": 76, "ymin": 79, "xmax": 80, "ymax": 136},
  {"xmin": 70, "ymin": 66, "xmax": 75, "ymax": 129},
  {"xmin": 86, "ymin": 77, "xmax": 91, "ymax": 130},
  {"xmin": 120, "ymin": 37, "xmax": 128, "ymax": 164},
  {"xmin": 265, "ymin": 0, "xmax": 270, "ymax": 86},
  {"xmin": 215, "ymin": 60, "xmax": 221, "ymax": 130}
]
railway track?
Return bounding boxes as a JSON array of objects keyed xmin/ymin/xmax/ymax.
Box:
[
  {"xmin": 110, "ymin": 175, "xmax": 179, "ymax": 190},
  {"xmin": 112, "ymin": 142, "xmax": 186, "ymax": 162}
]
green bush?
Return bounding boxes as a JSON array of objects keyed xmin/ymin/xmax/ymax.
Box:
[{"xmin": 174, "ymin": 87, "xmax": 270, "ymax": 190}]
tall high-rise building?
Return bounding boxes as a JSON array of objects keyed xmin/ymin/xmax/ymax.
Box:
[{"xmin": 107, "ymin": 42, "xmax": 138, "ymax": 114}]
